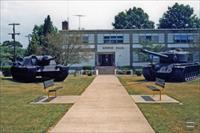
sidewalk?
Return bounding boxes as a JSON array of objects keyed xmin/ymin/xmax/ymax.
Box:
[{"xmin": 50, "ymin": 75, "xmax": 155, "ymax": 133}]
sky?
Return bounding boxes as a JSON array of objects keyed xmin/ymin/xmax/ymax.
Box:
[{"xmin": 0, "ymin": 0, "xmax": 200, "ymax": 48}]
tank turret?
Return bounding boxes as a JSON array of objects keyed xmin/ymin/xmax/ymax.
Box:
[
  {"xmin": 141, "ymin": 49, "xmax": 189, "ymax": 63},
  {"xmin": 11, "ymin": 55, "xmax": 69, "ymax": 82},
  {"xmin": 35, "ymin": 55, "xmax": 56, "ymax": 66},
  {"xmin": 141, "ymin": 49, "xmax": 200, "ymax": 82}
]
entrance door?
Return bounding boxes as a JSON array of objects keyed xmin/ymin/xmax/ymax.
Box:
[{"xmin": 98, "ymin": 54, "xmax": 114, "ymax": 66}]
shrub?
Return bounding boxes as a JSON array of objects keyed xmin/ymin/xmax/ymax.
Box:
[
  {"xmin": 1, "ymin": 66, "xmax": 12, "ymax": 77},
  {"xmin": 126, "ymin": 70, "xmax": 131, "ymax": 75},
  {"xmin": 119, "ymin": 66, "xmax": 131, "ymax": 70},
  {"xmin": 135, "ymin": 71, "xmax": 142, "ymax": 76},
  {"xmin": 87, "ymin": 72, "xmax": 92, "ymax": 76},
  {"xmin": 82, "ymin": 66, "xmax": 92, "ymax": 70},
  {"xmin": 116, "ymin": 69, "xmax": 132, "ymax": 75}
]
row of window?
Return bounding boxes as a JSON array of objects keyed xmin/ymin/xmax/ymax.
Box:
[
  {"xmin": 174, "ymin": 35, "xmax": 194, "ymax": 43},
  {"xmin": 103, "ymin": 35, "xmax": 124, "ymax": 44},
  {"xmin": 79, "ymin": 33, "xmax": 198, "ymax": 44},
  {"xmin": 139, "ymin": 35, "xmax": 159, "ymax": 43}
]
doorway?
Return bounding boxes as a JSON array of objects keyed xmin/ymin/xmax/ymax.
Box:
[{"xmin": 98, "ymin": 53, "xmax": 115, "ymax": 66}]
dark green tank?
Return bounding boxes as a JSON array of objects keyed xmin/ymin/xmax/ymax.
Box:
[
  {"xmin": 11, "ymin": 55, "xmax": 69, "ymax": 82},
  {"xmin": 141, "ymin": 49, "xmax": 200, "ymax": 82}
]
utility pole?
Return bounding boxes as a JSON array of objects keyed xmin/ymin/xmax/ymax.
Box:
[
  {"xmin": 25, "ymin": 34, "xmax": 31, "ymax": 44},
  {"xmin": 74, "ymin": 14, "xmax": 85, "ymax": 30},
  {"xmin": 8, "ymin": 23, "xmax": 20, "ymax": 62}
]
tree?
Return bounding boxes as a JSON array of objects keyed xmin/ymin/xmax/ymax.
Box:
[
  {"xmin": 2, "ymin": 40, "xmax": 22, "ymax": 47},
  {"xmin": 0, "ymin": 41, "xmax": 25, "ymax": 66},
  {"xmin": 0, "ymin": 44, "xmax": 11, "ymax": 66},
  {"xmin": 136, "ymin": 41, "xmax": 166, "ymax": 63},
  {"xmin": 43, "ymin": 15, "xmax": 57, "ymax": 36},
  {"xmin": 158, "ymin": 3, "xmax": 200, "ymax": 28},
  {"xmin": 47, "ymin": 33, "xmax": 90, "ymax": 66},
  {"xmin": 26, "ymin": 15, "xmax": 58, "ymax": 56},
  {"xmin": 26, "ymin": 37, "xmax": 42, "ymax": 55},
  {"xmin": 112, "ymin": 7, "xmax": 155, "ymax": 29}
]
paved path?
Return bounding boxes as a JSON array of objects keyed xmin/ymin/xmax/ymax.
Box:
[{"xmin": 50, "ymin": 75, "xmax": 155, "ymax": 133}]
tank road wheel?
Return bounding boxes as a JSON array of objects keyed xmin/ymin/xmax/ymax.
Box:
[
  {"xmin": 142, "ymin": 65, "xmax": 156, "ymax": 81},
  {"xmin": 184, "ymin": 73, "xmax": 189, "ymax": 81}
]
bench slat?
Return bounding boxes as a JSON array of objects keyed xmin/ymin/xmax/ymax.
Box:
[
  {"xmin": 155, "ymin": 78, "xmax": 165, "ymax": 88},
  {"xmin": 43, "ymin": 79, "xmax": 54, "ymax": 88},
  {"xmin": 43, "ymin": 79, "xmax": 63, "ymax": 98}
]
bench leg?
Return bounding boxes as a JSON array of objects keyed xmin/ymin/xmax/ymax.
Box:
[
  {"xmin": 159, "ymin": 91, "xmax": 161, "ymax": 101},
  {"xmin": 48, "ymin": 92, "xmax": 49, "ymax": 99}
]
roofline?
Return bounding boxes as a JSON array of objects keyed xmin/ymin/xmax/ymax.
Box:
[{"xmin": 60, "ymin": 28, "xmax": 200, "ymax": 32}]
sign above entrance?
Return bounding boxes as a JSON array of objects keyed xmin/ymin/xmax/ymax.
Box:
[
  {"xmin": 102, "ymin": 46, "xmax": 124, "ymax": 49},
  {"xmin": 101, "ymin": 46, "xmax": 124, "ymax": 50},
  {"xmin": 97, "ymin": 44, "xmax": 129, "ymax": 52}
]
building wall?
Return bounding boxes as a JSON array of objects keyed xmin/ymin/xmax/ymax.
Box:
[{"xmin": 60, "ymin": 29, "xmax": 199, "ymax": 68}]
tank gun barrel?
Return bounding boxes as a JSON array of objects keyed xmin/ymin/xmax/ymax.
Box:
[{"xmin": 141, "ymin": 49, "xmax": 168, "ymax": 58}]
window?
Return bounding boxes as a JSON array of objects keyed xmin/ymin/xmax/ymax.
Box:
[
  {"xmin": 103, "ymin": 35, "xmax": 124, "ymax": 44},
  {"xmin": 139, "ymin": 35, "xmax": 159, "ymax": 43},
  {"xmin": 81, "ymin": 34, "xmax": 95, "ymax": 44},
  {"xmin": 146, "ymin": 36, "xmax": 152, "ymax": 41},
  {"xmin": 152, "ymin": 36, "xmax": 159, "ymax": 42},
  {"xmin": 82, "ymin": 36, "xmax": 89, "ymax": 43},
  {"xmin": 174, "ymin": 35, "xmax": 194, "ymax": 43},
  {"xmin": 104, "ymin": 36, "xmax": 110, "ymax": 43},
  {"xmin": 188, "ymin": 36, "xmax": 194, "ymax": 43}
]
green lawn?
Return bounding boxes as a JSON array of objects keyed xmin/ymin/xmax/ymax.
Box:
[
  {"xmin": 0, "ymin": 75, "xmax": 94, "ymax": 132},
  {"xmin": 118, "ymin": 76, "xmax": 200, "ymax": 133}
]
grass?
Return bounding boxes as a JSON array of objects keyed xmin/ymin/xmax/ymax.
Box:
[
  {"xmin": 0, "ymin": 75, "xmax": 94, "ymax": 132},
  {"xmin": 118, "ymin": 76, "xmax": 200, "ymax": 133}
]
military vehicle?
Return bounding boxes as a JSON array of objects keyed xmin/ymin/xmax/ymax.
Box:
[
  {"xmin": 141, "ymin": 49, "xmax": 200, "ymax": 82},
  {"xmin": 11, "ymin": 55, "xmax": 69, "ymax": 82}
]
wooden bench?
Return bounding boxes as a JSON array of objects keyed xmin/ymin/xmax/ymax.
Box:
[
  {"xmin": 147, "ymin": 78, "xmax": 165, "ymax": 101},
  {"xmin": 43, "ymin": 79, "xmax": 63, "ymax": 98}
]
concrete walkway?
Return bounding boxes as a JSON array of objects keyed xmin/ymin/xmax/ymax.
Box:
[{"xmin": 50, "ymin": 75, "xmax": 155, "ymax": 133}]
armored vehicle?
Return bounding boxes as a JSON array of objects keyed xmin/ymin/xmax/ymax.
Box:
[
  {"xmin": 141, "ymin": 49, "xmax": 200, "ymax": 82},
  {"xmin": 11, "ymin": 55, "xmax": 69, "ymax": 82}
]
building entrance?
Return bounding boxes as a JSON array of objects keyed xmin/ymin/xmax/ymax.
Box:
[{"xmin": 98, "ymin": 53, "xmax": 115, "ymax": 66}]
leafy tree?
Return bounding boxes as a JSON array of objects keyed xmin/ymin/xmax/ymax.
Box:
[
  {"xmin": 26, "ymin": 37, "xmax": 42, "ymax": 55},
  {"xmin": 0, "ymin": 41, "xmax": 25, "ymax": 66},
  {"xmin": 47, "ymin": 33, "xmax": 90, "ymax": 66},
  {"xmin": 136, "ymin": 41, "xmax": 166, "ymax": 63},
  {"xmin": 158, "ymin": 3, "xmax": 200, "ymax": 28},
  {"xmin": 113, "ymin": 7, "xmax": 155, "ymax": 29},
  {"xmin": 141, "ymin": 41, "xmax": 166, "ymax": 52},
  {"xmin": 2, "ymin": 40, "xmax": 22, "ymax": 47},
  {"xmin": 26, "ymin": 15, "xmax": 58, "ymax": 56},
  {"xmin": 43, "ymin": 15, "xmax": 57, "ymax": 36},
  {"xmin": 0, "ymin": 44, "xmax": 11, "ymax": 66}
]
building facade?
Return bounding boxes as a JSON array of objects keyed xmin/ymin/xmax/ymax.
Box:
[{"xmin": 60, "ymin": 29, "xmax": 200, "ymax": 70}]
